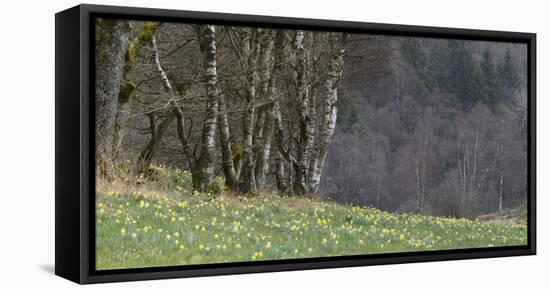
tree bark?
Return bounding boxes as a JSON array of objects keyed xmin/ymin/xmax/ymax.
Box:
[
  {"xmin": 254, "ymin": 31, "xmax": 276, "ymax": 190},
  {"xmin": 273, "ymin": 99, "xmax": 290, "ymax": 194},
  {"xmin": 95, "ymin": 19, "xmax": 131, "ymax": 179},
  {"xmin": 217, "ymin": 92, "xmax": 238, "ymax": 190},
  {"xmin": 308, "ymin": 33, "xmax": 347, "ymax": 194},
  {"xmin": 239, "ymin": 28, "xmax": 262, "ymax": 194},
  {"xmin": 270, "ymin": 31, "xmax": 290, "ymax": 194},
  {"xmin": 293, "ymin": 30, "xmax": 311, "ymax": 195},
  {"xmin": 194, "ymin": 25, "xmax": 220, "ymax": 192}
]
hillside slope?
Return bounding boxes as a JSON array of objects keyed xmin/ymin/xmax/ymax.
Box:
[{"xmin": 96, "ymin": 167, "xmax": 527, "ymax": 270}]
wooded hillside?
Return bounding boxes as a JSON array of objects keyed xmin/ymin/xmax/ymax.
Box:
[{"xmin": 95, "ymin": 19, "xmax": 528, "ymax": 218}]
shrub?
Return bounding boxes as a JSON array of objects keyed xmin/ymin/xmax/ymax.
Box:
[{"xmin": 207, "ymin": 176, "xmax": 228, "ymax": 195}]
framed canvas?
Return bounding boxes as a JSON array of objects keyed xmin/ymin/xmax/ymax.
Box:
[{"xmin": 55, "ymin": 4, "xmax": 536, "ymax": 284}]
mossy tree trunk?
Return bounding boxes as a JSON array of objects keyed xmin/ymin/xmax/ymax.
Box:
[
  {"xmin": 113, "ymin": 22, "xmax": 160, "ymax": 161},
  {"xmin": 95, "ymin": 19, "xmax": 131, "ymax": 179}
]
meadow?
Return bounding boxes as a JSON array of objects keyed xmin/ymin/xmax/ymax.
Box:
[{"xmin": 96, "ymin": 166, "xmax": 527, "ymax": 270}]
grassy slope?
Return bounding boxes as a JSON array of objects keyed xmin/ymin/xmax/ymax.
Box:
[{"xmin": 96, "ymin": 167, "xmax": 527, "ymax": 270}]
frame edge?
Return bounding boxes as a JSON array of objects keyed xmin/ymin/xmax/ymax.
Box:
[
  {"xmin": 55, "ymin": 4, "xmax": 84, "ymax": 284},
  {"xmin": 63, "ymin": 4, "xmax": 537, "ymax": 284}
]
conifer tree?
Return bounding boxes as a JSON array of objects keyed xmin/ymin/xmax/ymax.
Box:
[
  {"xmin": 498, "ymin": 50, "xmax": 520, "ymax": 100},
  {"xmin": 480, "ymin": 48, "xmax": 499, "ymax": 111}
]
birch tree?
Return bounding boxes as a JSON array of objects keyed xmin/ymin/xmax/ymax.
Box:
[
  {"xmin": 101, "ymin": 21, "xmax": 528, "ymax": 217},
  {"xmin": 254, "ymin": 31, "xmax": 276, "ymax": 190},
  {"xmin": 272, "ymin": 31, "xmax": 292, "ymax": 194},
  {"xmin": 136, "ymin": 26, "xmax": 220, "ymax": 192},
  {"xmin": 455, "ymin": 107, "xmax": 491, "ymax": 217},
  {"xmin": 193, "ymin": 25, "xmax": 220, "ymax": 192},
  {"xmin": 239, "ymin": 28, "xmax": 263, "ymax": 194},
  {"xmin": 135, "ymin": 34, "xmax": 180, "ymax": 176},
  {"xmin": 308, "ymin": 33, "xmax": 347, "ymax": 193},
  {"xmin": 293, "ymin": 30, "xmax": 311, "ymax": 195},
  {"xmin": 217, "ymin": 91, "xmax": 238, "ymax": 190}
]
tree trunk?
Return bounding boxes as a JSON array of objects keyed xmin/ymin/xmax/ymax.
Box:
[
  {"xmin": 153, "ymin": 34, "xmax": 194, "ymax": 162},
  {"xmin": 273, "ymin": 100, "xmax": 290, "ymax": 194},
  {"xmin": 421, "ymin": 139, "xmax": 427, "ymax": 214},
  {"xmin": 113, "ymin": 22, "xmax": 160, "ymax": 161},
  {"xmin": 293, "ymin": 30, "xmax": 311, "ymax": 195},
  {"xmin": 218, "ymin": 92, "xmax": 238, "ymax": 190},
  {"xmin": 240, "ymin": 29, "xmax": 262, "ymax": 194},
  {"xmin": 95, "ymin": 19, "xmax": 131, "ymax": 179},
  {"xmin": 135, "ymin": 113, "xmax": 175, "ymax": 176},
  {"xmin": 308, "ymin": 33, "xmax": 346, "ymax": 194},
  {"xmin": 415, "ymin": 165, "xmax": 421, "ymax": 213},
  {"xmin": 307, "ymin": 89, "xmax": 317, "ymax": 188},
  {"xmin": 255, "ymin": 31, "xmax": 276, "ymax": 190},
  {"xmin": 135, "ymin": 34, "xmax": 182, "ymax": 176},
  {"xmin": 415, "ymin": 124, "xmax": 429, "ymax": 214},
  {"xmin": 252, "ymin": 108, "xmax": 266, "ymax": 184},
  {"xmin": 270, "ymin": 31, "xmax": 290, "ymax": 195},
  {"xmin": 498, "ymin": 143, "xmax": 504, "ymax": 214},
  {"xmin": 255, "ymin": 109, "xmax": 274, "ymax": 189},
  {"xmin": 194, "ymin": 25, "xmax": 220, "ymax": 192}
]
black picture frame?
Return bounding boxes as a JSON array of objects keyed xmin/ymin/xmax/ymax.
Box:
[{"xmin": 55, "ymin": 4, "xmax": 536, "ymax": 284}]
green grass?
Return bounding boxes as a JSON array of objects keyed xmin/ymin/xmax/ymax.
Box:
[{"xmin": 96, "ymin": 167, "xmax": 527, "ymax": 270}]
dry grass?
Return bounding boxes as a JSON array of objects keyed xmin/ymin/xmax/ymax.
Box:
[{"xmin": 477, "ymin": 207, "xmax": 528, "ymax": 226}]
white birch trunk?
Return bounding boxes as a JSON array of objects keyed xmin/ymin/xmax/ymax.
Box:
[
  {"xmin": 240, "ymin": 28, "xmax": 262, "ymax": 193},
  {"xmin": 194, "ymin": 25, "xmax": 219, "ymax": 192},
  {"xmin": 151, "ymin": 35, "xmax": 193, "ymax": 162},
  {"xmin": 293, "ymin": 30, "xmax": 311, "ymax": 195},
  {"xmin": 308, "ymin": 33, "xmax": 347, "ymax": 194}
]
